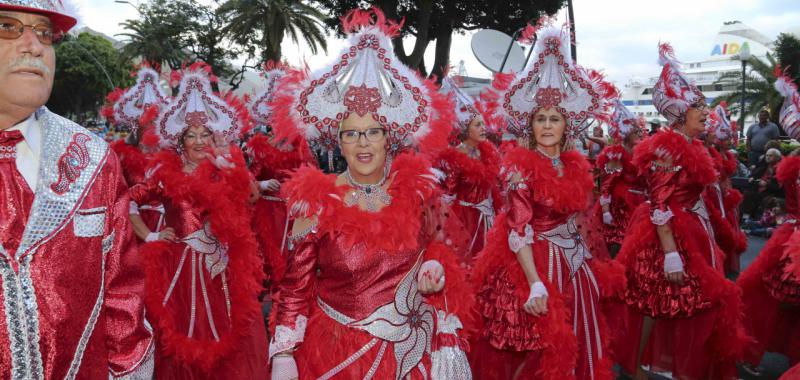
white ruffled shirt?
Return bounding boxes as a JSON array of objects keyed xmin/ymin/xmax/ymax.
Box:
[{"xmin": 6, "ymin": 113, "xmax": 42, "ymax": 190}]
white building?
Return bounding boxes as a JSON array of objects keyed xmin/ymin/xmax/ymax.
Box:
[{"xmin": 620, "ymin": 21, "xmax": 774, "ymax": 129}]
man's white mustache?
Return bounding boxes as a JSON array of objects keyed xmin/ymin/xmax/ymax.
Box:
[{"xmin": 9, "ymin": 57, "xmax": 51, "ymax": 75}]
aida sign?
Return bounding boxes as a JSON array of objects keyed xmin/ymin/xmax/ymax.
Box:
[{"xmin": 711, "ymin": 41, "xmax": 751, "ymax": 56}]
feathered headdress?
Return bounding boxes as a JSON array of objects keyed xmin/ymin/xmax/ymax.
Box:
[
  {"xmin": 653, "ymin": 43, "xmax": 705, "ymax": 126},
  {"xmin": 155, "ymin": 62, "xmax": 248, "ymax": 148},
  {"xmin": 774, "ymin": 67, "xmax": 800, "ymax": 140},
  {"xmin": 608, "ymin": 99, "xmax": 644, "ymax": 142},
  {"xmin": 112, "ymin": 65, "xmax": 169, "ymax": 134},
  {"xmin": 440, "ymin": 76, "xmax": 480, "ymax": 133},
  {"xmin": 496, "ymin": 23, "xmax": 615, "ymax": 138},
  {"xmin": 250, "ymin": 61, "xmax": 288, "ymax": 126},
  {"xmin": 705, "ymin": 102, "xmax": 734, "ymax": 141},
  {"xmin": 270, "ymin": 7, "xmax": 453, "ymax": 158}
]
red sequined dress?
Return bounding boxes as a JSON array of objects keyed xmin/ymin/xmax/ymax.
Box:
[
  {"xmin": 471, "ymin": 147, "xmax": 625, "ymax": 380},
  {"xmin": 436, "ymin": 141, "xmax": 501, "ymax": 268},
  {"xmin": 111, "ymin": 140, "xmax": 165, "ymax": 234},
  {"xmin": 269, "ymin": 153, "xmax": 473, "ymax": 379},
  {"xmin": 702, "ymin": 147, "xmax": 747, "ymax": 274},
  {"xmin": 737, "ymin": 155, "xmax": 800, "ymax": 366},
  {"xmin": 613, "ymin": 130, "xmax": 749, "ymax": 380},
  {"xmin": 130, "ymin": 149, "xmax": 267, "ymax": 379},
  {"xmin": 593, "ymin": 144, "xmax": 646, "ymax": 246},
  {"xmin": 245, "ymin": 133, "xmax": 315, "ymax": 285}
]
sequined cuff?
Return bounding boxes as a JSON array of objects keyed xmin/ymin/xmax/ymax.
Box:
[
  {"xmin": 269, "ymin": 315, "xmax": 308, "ymax": 360},
  {"xmin": 110, "ymin": 340, "xmax": 154, "ymax": 379},
  {"xmin": 650, "ymin": 208, "xmax": 673, "ymax": 226},
  {"xmin": 508, "ymin": 224, "xmax": 534, "ymax": 253},
  {"xmin": 599, "ymin": 195, "xmax": 611, "ymax": 206},
  {"xmin": 287, "ymin": 221, "xmax": 318, "ymax": 251},
  {"xmin": 128, "ymin": 201, "xmax": 140, "ymax": 215}
]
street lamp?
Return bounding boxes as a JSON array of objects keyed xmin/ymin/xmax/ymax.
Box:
[{"xmin": 737, "ymin": 44, "xmax": 751, "ymax": 137}]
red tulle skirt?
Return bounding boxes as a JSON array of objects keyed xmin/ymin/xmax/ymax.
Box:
[
  {"xmin": 294, "ymin": 302, "xmax": 432, "ymax": 379},
  {"xmin": 737, "ymin": 223, "xmax": 800, "ymax": 366},
  {"xmin": 471, "ymin": 215, "xmax": 613, "ymax": 380},
  {"xmin": 613, "ymin": 203, "xmax": 748, "ymax": 380}
]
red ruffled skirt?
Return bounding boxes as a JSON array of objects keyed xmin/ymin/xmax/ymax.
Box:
[
  {"xmin": 471, "ymin": 215, "xmax": 614, "ymax": 380},
  {"xmin": 596, "ymin": 183, "xmax": 645, "ymax": 246},
  {"xmin": 737, "ymin": 223, "xmax": 800, "ymax": 366},
  {"xmin": 613, "ymin": 203, "xmax": 749, "ymax": 380}
]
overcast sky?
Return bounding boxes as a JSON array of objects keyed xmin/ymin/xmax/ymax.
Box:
[{"xmin": 77, "ymin": 0, "xmax": 800, "ymax": 86}]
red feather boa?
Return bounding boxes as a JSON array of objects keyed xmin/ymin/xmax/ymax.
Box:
[
  {"xmin": 502, "ymin": 146, "xmax": 593, "ymax": 213},
  {"xmin": 282, "ymin": 152, "xmax": 439, "ymax": 254},
  {"xmin": 245, "ymin": 133, "xmax": 314, "ymax": 181},
  {"xmin": 110, "ymin": 140, "xmax": 150, "ymax": 185},
  {"xmin": 437, "ymin": 141, "xmax": 502, "ymax": 206},
  {"xmin": 139, "ymin": 148, "xmax": 263, "ymax": 371},
  {"xmin": 633, "ymin": 130, "xmax": 717, "ymax": 185}
]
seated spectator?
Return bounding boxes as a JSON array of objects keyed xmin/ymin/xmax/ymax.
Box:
[
  {"xmin": 743, "ymin": 198, "xmax": 786, "ymax": 237},
  {"xmin": 742, "ymin": 148, "xmax": 784, "ymax": 219}
]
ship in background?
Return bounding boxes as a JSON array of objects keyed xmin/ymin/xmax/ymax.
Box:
[{"xmin": 620, "ymin": 20, "xmax": 774, "ymax": 130}]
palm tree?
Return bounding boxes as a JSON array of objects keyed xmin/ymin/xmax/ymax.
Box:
[
  {"xmin": 217, "ymin": 0, "xmax": 328, "ymax": 64},
  {"xmin": 713, "ymin": 53, "xmax": 784, "ymax": 129},
  {"xmin": 116, "ymin": 1, "xmax": 195, "ymax": 70}
]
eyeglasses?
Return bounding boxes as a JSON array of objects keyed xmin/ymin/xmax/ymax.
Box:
[
  {"xmin": 690, "ymin": 102, "xmax": 709, "ymax": 111},
  {"xmin": 0, "ymin": 16, "xmax": 62, "ymax": 45},
  {"xmin": 338, "ymin": 128, "xmax": 386, "ymax": 144}
]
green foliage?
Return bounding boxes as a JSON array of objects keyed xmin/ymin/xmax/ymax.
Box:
[
  {"xmin": 117, "ymin": 0, "xmax": 197, "ymax": 70},
  {"xmin": 217, "ymin": 0, "xmax": 328, "ymax": 65},
  {"xmin": 712, "ymin": 53, "xmax": 783, "ymax": 129},
  {"xmin": 775, "ymin": 33, "xmax": 800, "ymax": 86},
  {"xmin": 48, "ymin": 32, "xmax": 134, "ymax": 121},
  {"xmin": 311, "ymin": 0, "xmax": 565, "ymax": 78}
]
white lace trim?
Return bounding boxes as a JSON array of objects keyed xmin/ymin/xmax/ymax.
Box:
[
  {"xmin": 599, "ymin": 195, "xmax": 611, "ymax": 206},
  {"xmin": 650, "ymin": 208, "xmax": 674, "ymax": 226},
  {"xmin": 508, "ymin": 224, "xmax": 534, "ymax": 253},
  {"xmin": 269, "ymin": 315, "xmax": 308, "ymax": 359}
]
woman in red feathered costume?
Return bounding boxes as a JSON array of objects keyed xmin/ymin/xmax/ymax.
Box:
[
  {"xmin": 245, "ymin": 62, "xmax": 316, "ymax": 288},
  {"xmin": 594, "ymin": 100, "xmax": 647, "ymax": 256},
  {"xmin": 702, "ymin": 103, "xmax": 747, "ymax": 276},
  {"xmin": 736, "ymin": 71, "xmax": 800, "ymax": 375},
  {"xmin": 470, "ymin": 24, "xmax": 623, "ymax": 380},
  {"xmin": 613, "ymin": 44, "xmax": 749, "ymax": 380},
  {"xmin": 267, "ymin": 8, "xmax": 473, "ymax": 380},
  {"xmin": 103, "ymin": 64, "xmax": 171, "ymax": 238},
  {"xmin": 436, "ymin": 76, "xmax": 503, "ymax": 269},
  {"xmin": 129, "ymin": 63, "xmax": 267, "ymax": 379}
]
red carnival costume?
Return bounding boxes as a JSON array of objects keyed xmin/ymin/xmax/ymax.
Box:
[
  {"xmin": 104, "ymin": 65, "xmax": 170, "ymax": 234},
  {"xmin": 130, "ymin": 65, "xmax": 267, "ymax": 378},
  {"xmin": 703, "ymin": 104, "xmax": 746, "ymax": 275},
  {"xmin": 593, "ymin": 100, "xmax": 646, "ymax": 248},
  {"xmin": 436, "ymin": 76, "xmax": 502, "ymax": 267},
  {"xmin": 0, "ymin": 2, "xmax": 154, "ymax": 378},
  {"xmin": 612, "ymin": 44, "xmax": 749, "ymax": 379},
  {"xmin": 470, "ymin": 24, "xmax": 622, "ymax": 380},
  {"xmin": 245, "ymin": 64, "xmax": 315, "ymax": 285},
  {"xmin": 268, "ymin": 8, "xmax": 473, "ymax": 379},
  {"xmin": 736, "ymin": 71, "xmax": 800, "ymax": 368}
]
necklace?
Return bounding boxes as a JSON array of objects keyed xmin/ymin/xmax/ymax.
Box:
[
  {"xmin": 344, "ymin": 165, "xmax": 392, "ymax": 212},
  {"xmin": 536, "ymin": 146, "xmax": 562, "ymax": 168},
  {"xmin": 458, "ymin": 142, "xmax": 480, "ymax": 159}
]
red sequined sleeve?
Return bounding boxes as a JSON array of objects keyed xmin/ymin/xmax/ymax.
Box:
[
  {"xmin": 647, "ymin": 161, "xmax": 679, "ymax": 225},
  {"xmin": 104, "ymin": 153, "xmax": 154, "ymax": 379},
  {"xmin": 128, "ymin": 171, "xmax": 162, "ymax": 207},
  {"xmin": 269, "ymin": 232, "xmax": 318, "ymax": 359},
  {"xmin": 506, "ymin": 178, "xmax": 534, "ymax": 253}
]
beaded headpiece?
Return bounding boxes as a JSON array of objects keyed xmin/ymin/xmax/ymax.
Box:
[
  {"xmin": 775, "ymin": 68, "xmax": 800, "ymax": 140},
  {"xmin": 250, "ymin": 61, "xmax": 287, "ymax": 126},
  {"xmin": 608, "ymin": 99, "xmax": 644, "ymax": 142},
  {"xmin": 653, "ymin": 43, "xmax": 705, "ymax": 126},
  {"xmin": 270, "ymin": 7, "xmax": 452, "ymax": 157},
  {"xmin": 113, "ymin": 66, "xmax": 169, "ymax": 134}
]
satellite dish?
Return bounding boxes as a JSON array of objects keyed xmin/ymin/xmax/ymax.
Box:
[{"xmin": 471, "ymin": 29, "xmax": 526, "ymax": 73}]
